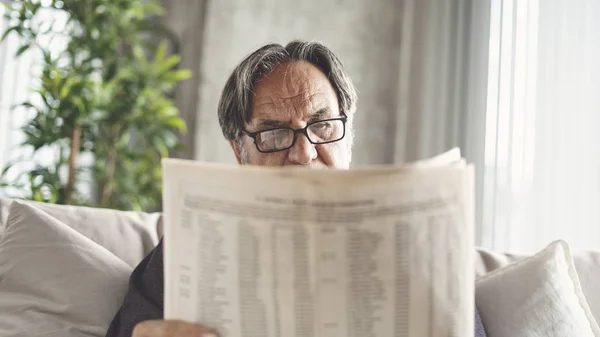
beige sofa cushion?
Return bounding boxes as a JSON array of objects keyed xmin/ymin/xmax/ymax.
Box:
[
  {"xmin": 0, "ymin": 196, "xmax": 162, "ymax": 267},
  {"xmin": 476, "ymin": 245, "xmax": 600, "ymax": 325},
  {"xmin": 0, "ymin": 201, "xmax": 133, "ymax": 337},
  {"xmin": 0, "ymin": 196, "xmax": 10, "ymax": 236}
]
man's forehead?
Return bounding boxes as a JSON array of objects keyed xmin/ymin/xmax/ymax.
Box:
[
  {"xmin": 254, "ymin": 61, "xmax": 331, "ymax": 98},
  {"xmin": 253, "ymin": 92, "xmax": 328, "ymax": 112},
  {"xmin": 251, "ymin": 91, "xmax": 333, "ymax": 118},
  {"xmin": 249, "ymin": 62, "xmax": 338, "ymax": 125}
]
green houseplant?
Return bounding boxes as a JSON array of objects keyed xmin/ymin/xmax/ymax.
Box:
[{"xmin": 0, "ymin": 0, "xmax": 190, "ymax": 211}]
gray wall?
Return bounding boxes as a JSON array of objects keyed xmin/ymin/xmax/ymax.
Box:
[
  {"xmin": 164, "ymin": 0, "xmax": 404, "ymax": 166},
  {"xmin": 160, "ymin": 0, "xmax": 209, "ymax": 160},
  {"xmin": 162, "ymin": 1, "xmax": 488, "ymax": 168}
]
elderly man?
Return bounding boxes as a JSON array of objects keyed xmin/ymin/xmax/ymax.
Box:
[{"xmin": 106, "ymin": 40, "xmax": 486, "ymax": 337}]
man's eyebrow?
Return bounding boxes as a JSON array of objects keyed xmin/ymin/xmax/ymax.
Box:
[
  {"xmin": 256, "ymin": 119, "xmax": 286, "ymax": 128},
  {"xmin": 310, "ymin": 107, "xmax": 333, "ymax": 119},
  {"xmin": 254, "ymin": 107, "xmax": 334, "ymax": 129}
]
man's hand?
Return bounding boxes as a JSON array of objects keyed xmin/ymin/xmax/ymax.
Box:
[{"xmin": 132, "ymin": 320, "xmax": 218, "ymax": 337}]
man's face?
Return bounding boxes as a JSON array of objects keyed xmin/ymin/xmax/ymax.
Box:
[{"xmin": 230, "ymin": 61, "xmax": 352, "ymax": 169}]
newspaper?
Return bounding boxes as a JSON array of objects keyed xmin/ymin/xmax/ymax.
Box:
[{"xmin": 162, "ymin": 148, "xmax": 474, "ymax": 337}]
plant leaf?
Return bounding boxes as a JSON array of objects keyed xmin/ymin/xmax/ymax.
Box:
[
  {"xmin": 163, "ymin": 69, "xmax": 192, "ymax": 82},
  {"xmin": 142, "ymin": 2, "xmax": 165, "ymax": 15},
  {"xmin": 72, "ymin": 96, "xmax": 87, "ymax": 114},
  {"xmin": 155, "ymin": 40, "xmax": 167, "ymax": 63},
  {"xmin": 0, "ymin": 26, "xmax": 20, "ymax": 42},
  {"xmin": 156, "ymin": 54, "xmax": 181, "ymax": 73},
  {"xmin": 164, "ymin": 117, "xmax": 186, "ymax": 131},
  {"xmin": 15, "ymin": 44, "xmax": 31, "ymax": 57},
  {"xmin": 16, "ymin": 101, "xmax": 36, "ymax": 109}
]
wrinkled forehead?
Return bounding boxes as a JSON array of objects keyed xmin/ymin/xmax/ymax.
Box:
[{"xmin": 250, "ymin": 61, "xmax": 339, "ymax": 123}]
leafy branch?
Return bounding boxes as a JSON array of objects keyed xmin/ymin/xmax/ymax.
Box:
[{"xmin": 0, "ymin": 0, "xmax": 190, "ymax": 211}]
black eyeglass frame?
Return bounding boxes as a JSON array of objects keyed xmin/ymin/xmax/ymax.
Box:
[{"xmin": 241, "ymin": 113, "xmax": 348, "ymax": 153}]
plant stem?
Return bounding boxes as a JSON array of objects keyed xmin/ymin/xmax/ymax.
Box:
[
  {"xmin": 65, "ymin": 122, "xmax": 81, "ymax": 204},
  {"xmin": 101, "ymin": 128, "xmax": 118, "ymax": 205}
]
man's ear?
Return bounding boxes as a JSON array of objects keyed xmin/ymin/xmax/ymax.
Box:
[{"xmin": 230, "ymin": 140, "xmax": 243, "ymax": 165}]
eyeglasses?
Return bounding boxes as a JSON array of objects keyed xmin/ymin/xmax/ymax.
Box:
[{"xmin": 242, "ymin": 114, "xmax": 348, "ymax": 153}]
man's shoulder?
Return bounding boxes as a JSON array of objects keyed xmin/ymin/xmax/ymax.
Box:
[
  {"xmin": 105, "ymin": 240, "xmax": 164, "ymax": 337},
  {"xmin": 132, "ymin": 239, "xmax": 164, "ymax": 298}
]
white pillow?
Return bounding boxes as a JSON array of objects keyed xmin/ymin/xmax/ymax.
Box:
[
  {"xmin": 573, "ymin": 249, "xmax": 600, "ymax": 324},
  {"xmin": 476, "ymin": 245, "xmax": 600, "ymax": 324},
  {"xmin": 0, "ymin": 196, "xmax": 162, "ymax": 267},
  {"xmin": 0, "ymin": 201, "xmax": 132, "ymax": 337},
  {"xmin": 476, "ymin": 240, "xmax": 600, "ymax": 337}
]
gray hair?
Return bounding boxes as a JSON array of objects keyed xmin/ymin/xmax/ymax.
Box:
[{"xmin": 218, "ymin": 40, "xmax": 358, "ymax": 141}]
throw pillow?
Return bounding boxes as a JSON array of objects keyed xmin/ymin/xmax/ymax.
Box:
[{"xmin": 476, "ymin": 240, "xmax": 600, "ymax": 337}]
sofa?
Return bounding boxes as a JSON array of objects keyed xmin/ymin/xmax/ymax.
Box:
[{"xmin": 1, "ymin": 196, "xmax": 599, "ymax": 336}]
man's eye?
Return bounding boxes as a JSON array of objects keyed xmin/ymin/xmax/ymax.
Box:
[{"xmin": 314, "ymin": 122, "xmax": 332, "ymax": 129}]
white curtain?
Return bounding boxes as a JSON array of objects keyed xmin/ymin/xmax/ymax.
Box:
[
  {"xmin": 0, "ymin": 4, "xmax": 35, "ymax": 172},
  {"xmin": 393, "ymin": 0, "xmax": 493, "ymax": 248},
  {"xmin": 0, "ymin": 6, "xmax": 68, "ymax": 197},
  {"xmin": 393, "ymin": 0, "xmax": 491, "ymax": 164},
  {"xmin": 481, "ymin": 0, "xmax": 600, "ymax": 252}
]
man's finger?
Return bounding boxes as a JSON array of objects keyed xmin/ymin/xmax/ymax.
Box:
[{"xmin": 132, "ymin": 319, "xmax": 217, "ymax": 337}]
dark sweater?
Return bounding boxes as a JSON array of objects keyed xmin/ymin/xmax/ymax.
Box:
[{"xmin": 106, "ymin": 240, "xmax": 487, "ymax": 337}]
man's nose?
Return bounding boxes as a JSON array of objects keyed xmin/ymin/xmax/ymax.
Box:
[{"xmin": 288, "ymin": 132, "xmax": 317, "ymax": 165}]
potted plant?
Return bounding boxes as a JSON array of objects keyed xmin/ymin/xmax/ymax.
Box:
[{"xmin": 0, "ymin": 0, "xmax": 190, "ymax": 211}]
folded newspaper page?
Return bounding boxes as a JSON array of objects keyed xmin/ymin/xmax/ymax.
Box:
[{"xmin": 162, "ymin": 148, "xmax": 474, "ymax": 337}]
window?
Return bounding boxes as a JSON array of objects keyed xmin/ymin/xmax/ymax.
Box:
[
  {"xmin": 482, "ymin": 0, "xmax": 600, "ymax": 251},
  {"xmin": 0, "ymin": 5, "xmax": 68, "ymax": 197}
]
